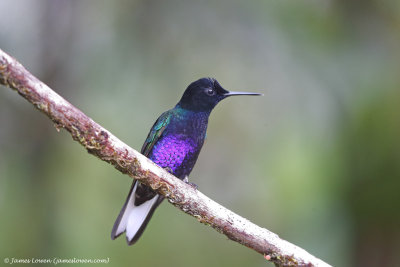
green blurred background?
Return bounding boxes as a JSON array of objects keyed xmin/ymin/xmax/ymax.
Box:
[{"xmin": 1, "ymin": 1, "xmax": 399, "ymax": 266}]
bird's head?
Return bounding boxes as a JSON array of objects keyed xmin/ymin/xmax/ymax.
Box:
[{"xmin": 177, "ymin": 77, "xmax": 262, "ymax": 112}]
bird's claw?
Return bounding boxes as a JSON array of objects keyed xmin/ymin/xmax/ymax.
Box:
[
  {"xmin": 164, "ymin": 167, "xmax": 173, "ymax": 174},
  {"xmin": 183, "ymin": 176, "xmax": 198, "ymax": 190},
  {"xmin": 186, "ymin": 182, "xmax": 198, "ymax": 190}
]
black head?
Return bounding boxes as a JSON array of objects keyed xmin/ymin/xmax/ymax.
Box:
[{"xmin": 177, "ymin": 77, "xmax": 261, "ymax": 112}]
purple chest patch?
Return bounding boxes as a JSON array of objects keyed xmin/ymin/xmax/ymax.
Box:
[{"xmin": 149, "ymin": 135, "xmax": 197, "ymax": 174}]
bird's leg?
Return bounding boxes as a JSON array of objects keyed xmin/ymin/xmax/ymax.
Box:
[{"xmin": 183, "ymin": 176, "xmax": 198, "ymax": 190}]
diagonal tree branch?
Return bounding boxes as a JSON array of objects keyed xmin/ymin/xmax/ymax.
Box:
[{"xmin": 0, "ymin": 48, "xmax": 331, "ymax": 267}]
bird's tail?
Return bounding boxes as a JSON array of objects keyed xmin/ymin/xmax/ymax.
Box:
[{"xmin": 111, "ymin": 181, "xmax": 162, "ymax": 245}]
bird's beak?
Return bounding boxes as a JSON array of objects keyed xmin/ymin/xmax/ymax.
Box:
[
  {"xmin": 223, "ymin": 91, "xmax": 263, "ymax": 97},
  {"xmin": 214, "ymin": 79, "xmax": 263, "ymax": 97}
]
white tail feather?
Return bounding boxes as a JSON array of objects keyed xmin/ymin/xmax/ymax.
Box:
[
  {"xmin": 114, "ymin": 182, "xmax": 137, "ymax": 237},
  {"xmin": 112, "ymin": 181, "xmax": 159, "ymax": 243},
  {"xmin": 125, "ymin": 196, "xmax": 158, "ymax": 241}
]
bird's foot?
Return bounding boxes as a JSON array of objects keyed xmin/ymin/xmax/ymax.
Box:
[
  {"xmin": 183, "ymin": 176, "xmax": 198, "ymax": 190},
  {"xmin": 186, "ymin": 182, "xmax": 198, "ymax": 190},
  {"xmin": 163, "ymin": 167, "xmax": 173, "ymax": 174}
]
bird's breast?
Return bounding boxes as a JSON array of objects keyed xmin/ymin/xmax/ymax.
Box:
[{"xmin": 149, "ymin": 134, "xmax": 201, "ymax": 177}]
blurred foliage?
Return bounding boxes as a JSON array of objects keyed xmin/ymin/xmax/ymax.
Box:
[{"xmin": 1, "ymin": 0, "xmax": 399, "ymax": 266}]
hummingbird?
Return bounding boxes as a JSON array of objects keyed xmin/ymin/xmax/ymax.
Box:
[{"xmin": 111, "ymin": 77, "xmax": 261, "ymax": 245}]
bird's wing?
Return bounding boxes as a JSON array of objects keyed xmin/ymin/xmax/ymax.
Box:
[
  {"xmin": 140, "ymin": 111, "xmax": 171, "ymax": 157},
  {"xmin": 111, "ymin": 111, "xmax": 171, "ymax": 243}
]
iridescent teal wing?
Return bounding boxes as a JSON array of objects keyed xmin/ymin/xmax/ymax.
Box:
[{"xmin": 141, "ymin": 111, "xmax": 171, "ymax": 157}]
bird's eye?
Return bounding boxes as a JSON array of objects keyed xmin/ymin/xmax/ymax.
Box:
[{"xmin": 206, "ymin": 89, "xmax": 215, "ymax": 96}]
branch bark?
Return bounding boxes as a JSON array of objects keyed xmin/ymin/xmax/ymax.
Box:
[{"xmin": 0, "ymin": 48, "xmax": 331, "ymax": 267}]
